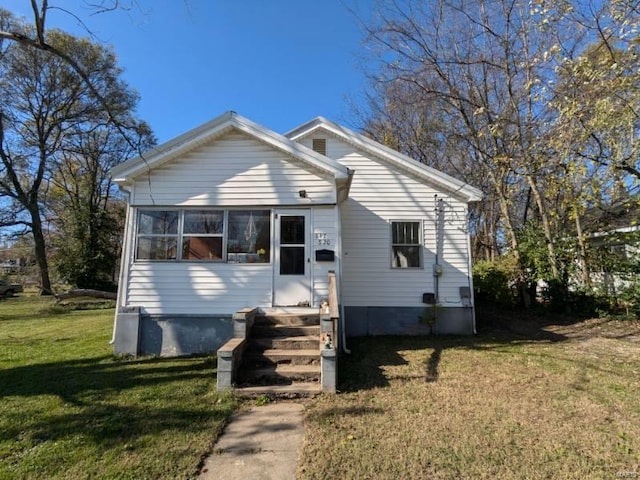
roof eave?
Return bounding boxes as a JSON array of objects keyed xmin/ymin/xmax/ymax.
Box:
[
  {"xmin": 110, "ymin": 112, "xmax": 350, "ymax": 183},
  {"xmin": 287, "ymin": 117, "xmax": 483, "ymax": 203}
]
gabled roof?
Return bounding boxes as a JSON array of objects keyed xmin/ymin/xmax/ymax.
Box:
[
  {"xmin": 110, "ymin": 111, "xmax": 351, "ymax": 184},
  {"xmin": 286, "ymin": 117, "xmax": 483, "ymax": 202}
]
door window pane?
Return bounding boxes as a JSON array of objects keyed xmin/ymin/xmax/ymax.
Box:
[
  {"xmin": 280, "ymin": 246, "xmax": 305, "ymax": 275},
  {"xmin": 281, "ymin": 216, "xmax": 305, "ymax": 244}
]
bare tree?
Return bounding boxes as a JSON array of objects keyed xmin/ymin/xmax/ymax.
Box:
[{"xmin": 0, "ymin": 12, "xmax": 150, "ymax": 293}]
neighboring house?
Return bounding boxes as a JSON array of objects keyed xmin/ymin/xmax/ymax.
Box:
[
  {"xmin": 110, "ymin": 112, "xmax": 482, "ymax": 356},
  {"xmin": 587, "ymin": 225, "xmax": 640, "ymax": 296}
]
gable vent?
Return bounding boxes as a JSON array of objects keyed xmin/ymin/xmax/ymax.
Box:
[{"xmin": 312, "ymin": 138, "xmax": 327, "ymax": 156}]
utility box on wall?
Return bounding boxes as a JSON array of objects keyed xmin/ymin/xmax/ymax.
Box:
[{"xmin": 422, "ymin": 292, "xmax": 436, "ymax": 304}]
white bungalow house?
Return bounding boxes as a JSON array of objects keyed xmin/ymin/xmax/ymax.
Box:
[{"xmin": 110, "ymin": 112, "xmax": 482, "ymax": 356}]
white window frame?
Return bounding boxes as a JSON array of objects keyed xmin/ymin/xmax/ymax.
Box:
[
  {"xmin": 135, "ymin": 208, "xmax": 181, "ymax": 261},
  {"xmin": 182, "ymin": 209, "xmax": 225, "ymax": 262},
  {"xmin": 390, "ymin": 220, "xmax": 423, "ymax": 269},
  {"xmin": 134, "ymin": 208, "xmax": 272, "ymax": 264}
]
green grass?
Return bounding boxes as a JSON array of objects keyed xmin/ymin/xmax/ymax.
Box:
[
  {"xmin": 0, "ymin": 296, "xmax": 236, "ymax": 480},
  {"xmin": 299, "ymin": 320, "xmax": 640, "ymax": 479}
]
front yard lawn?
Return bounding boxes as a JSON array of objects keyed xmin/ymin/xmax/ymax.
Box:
[
  {"xmin": 299, "ymin": 318, "xmax": 640, "ymax": 479},
  {"xmin": 0, "ymin": 296, "xmax": 236, "ymax": 480}
]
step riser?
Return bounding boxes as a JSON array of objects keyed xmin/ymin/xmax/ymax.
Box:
[
  {"xmin": 241, "ymin": 372, "xmax": 320, "ymax": 384},
  {"xmin": 245, "ymin": 354, "xmax": 320, "ymax": 366},
  {"xmin": 234, "ymin": 384, "xmax": 321, "ymax": 398},
  {"xmin": 252, "ymin": 325, "xmax": 320, "ymax": 337},
  {"xmin": 249, "ymin": 338, "xmax": 319, "ymax": 350},
  {"xmin": 254, "ymin": 315, "xmax": 320, "ymax": 326}
]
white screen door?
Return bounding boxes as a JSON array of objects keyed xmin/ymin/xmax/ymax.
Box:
[{"xmin": 273, "ymin": 209, "xmax": 311, "ymax": 306}]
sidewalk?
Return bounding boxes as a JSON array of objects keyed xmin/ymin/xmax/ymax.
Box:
[{"xmin": 198, "ymin": 402, "xmax": 305, "ymax": 480}]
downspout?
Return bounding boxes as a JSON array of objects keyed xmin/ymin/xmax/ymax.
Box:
[
  {"xmin": 337, "ymin": 202, "xmax": 351, "ymax": 355},
  {"xmin": 337, "ymin": 170, "xmax": 353, "ymax": 354},
  {"xmin": 111, "ymin": 187, "xmax": 133, "ymax": 344},
  {"xmin": 463, "ymin": 201, "xmax": 477, "ymax": 334},
  {"xmin": 466, "ymin": 216, "xmax": 478, "ymax": 335},
  {"xmin": 433, "ymin": 196, "xmax": 444, "ymax": 328}
]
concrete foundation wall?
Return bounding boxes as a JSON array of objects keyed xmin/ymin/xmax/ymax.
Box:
[
  {"xmin": 139, "ymin": 315, "xmax": 233, "ymax": 356},
  {"xmin": 344, "ymin": 306, "xmax": 474, "ymax": 337}
]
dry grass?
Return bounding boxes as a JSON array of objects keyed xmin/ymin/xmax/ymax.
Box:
[{"xmin": 298, "ymin": 318, "xmax": 640, "ymax": 479}]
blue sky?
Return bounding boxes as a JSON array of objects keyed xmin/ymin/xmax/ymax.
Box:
[{"xmin": 15, "ymin": 0, "xmax": 374, "ymax": 143}]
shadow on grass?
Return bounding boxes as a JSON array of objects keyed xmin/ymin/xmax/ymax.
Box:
[
  {"xmin": 0, "ymin": 355, "xmax": 228, "ymax": 447},
  {"xmin": 338, "ymin": 322, "xmax": 570, "ymax": 393},
  {"xmin": 0, "ymin": 355, "xmax": 216, "ymax": 404}
]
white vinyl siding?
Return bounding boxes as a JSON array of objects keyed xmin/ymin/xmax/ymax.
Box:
[
  {"xmin": 126, "ymin": 262, "xmax": 272, "ymax": 314},
  {"xmin": 132, "ymin": 131, "xmax": 336, "ymax": 206},
  {"xmin": 311, "ymin": 206, "xmax": 339, "ymax": 305},
  {"xmin": 123, "ymin": 206, "xmax": 341, "ymax": 314},
  {"xmin": 323, "ymin": 135, "xmax": 471, "ymax": 308}
]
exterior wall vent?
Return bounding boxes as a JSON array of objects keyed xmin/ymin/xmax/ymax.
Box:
[{"xmin": 312, "ymin": 138, "xmax": 327, "ymax": 156}]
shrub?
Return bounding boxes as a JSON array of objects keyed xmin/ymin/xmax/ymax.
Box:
[{"xmin": 473, "ymin": 256, "xmax": 519, "ymax": 308}]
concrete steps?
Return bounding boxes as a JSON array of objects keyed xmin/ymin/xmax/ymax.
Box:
[
  {"xmin": 234, "ymin": 383, "xmax": 321, "ymax": 398},
  {"xmin": 237, "ymin": 311, "xmax": 321, "ymax": 397},
  {"xmin": 250, "ymin": 336, "xmax": 319, "ymax": 350},
  {"xmin": 252, "ymin": 324, "xmax": 320, "ymax": 338}
]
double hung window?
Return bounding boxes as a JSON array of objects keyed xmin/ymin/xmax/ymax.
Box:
[
  {"xmin": 136, "ymin": 210, "xmax": 179, "ymax": 260},
  {"xmin": 182, "ymin": 210, "xmax": 224, "ymax": 260},
  {"xmin": 391, "ymin": 221, "xmax": 422, "ymax": 268}
]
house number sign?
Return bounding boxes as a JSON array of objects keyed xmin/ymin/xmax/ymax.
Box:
[{"xmin": 315, "ymin": 232, "xmax": 332, "ymax": 246}]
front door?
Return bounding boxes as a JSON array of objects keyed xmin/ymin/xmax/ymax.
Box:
[{"xmin": 273, "ymin": 209, "xmax": 311, "ymax": 306}]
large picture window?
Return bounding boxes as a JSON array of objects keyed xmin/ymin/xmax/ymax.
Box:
[
  {"xmin": 135, "ymin": 209, "xmax": 271, "ymax": 263},
  {"xmin": 227, "ymin": 210, "xmax": 271, "ymax": 263},
  {"xmin": 391, "ymin": 221, "xmax": 422, "ymax": 268}
]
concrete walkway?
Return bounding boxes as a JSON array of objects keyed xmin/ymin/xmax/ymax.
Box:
[{"xmin": 198, "ymin": 402, "xmax": 305, "ymax": 480}]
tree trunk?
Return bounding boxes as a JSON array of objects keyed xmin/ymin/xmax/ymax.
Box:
[
  {"xmin": 575, "ymin": 213, "xmax": 591, "ymax": 290},
  {"xmin": 30, "ymin": 206, "xmax": 52, "ymax": 295},
  {"xmin": 526, "ymin": 175, "xmax": 559, "ymax": 279}
]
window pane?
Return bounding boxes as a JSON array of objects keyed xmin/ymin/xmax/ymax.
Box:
[
  {"xmin": 392, "ymin": 246, "xmax": 420, "ymax": 268},
  {"xmin": 392, "ymin": 221, "xmax": 420, "ymax": 245},
  {"xmin": 280, "ymin": 246, "xmax": 305, "ymax": 275},
  {"xmin": 281, "ymin": 216, "xmax": 305, "ymax": 244},
  {"xmin": 184, "ymin": 210, "xmax": 223, "ymax": 234},
  {"xmin": 138, "ymin": 210, "xmax": 179, "ymax": 234},
  {"xmin": 183, "ymin": 237, "xmax": 223, "ymax": 260},
  {"xmin": 137, "ymin": 236, "xmax": 178, "ymax": 260},
  {"xmin": 227, "ymin": 210, "xmax": 271, "ymax": 259}
]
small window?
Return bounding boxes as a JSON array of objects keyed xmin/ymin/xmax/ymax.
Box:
[
  {"xmin": 136, "ymin": 210, "xmax": 179, "ymax": 260},
  {"xmin": 312, "ymin": 138, "xmax": 327, "ymax": 155},
  {"xmin": 182, "ymin": 210, "xmax": 224, "ymax": 260},
  {"xmin": 391, "ymin": 221, "xmax": 422, "ymax": 268}
]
